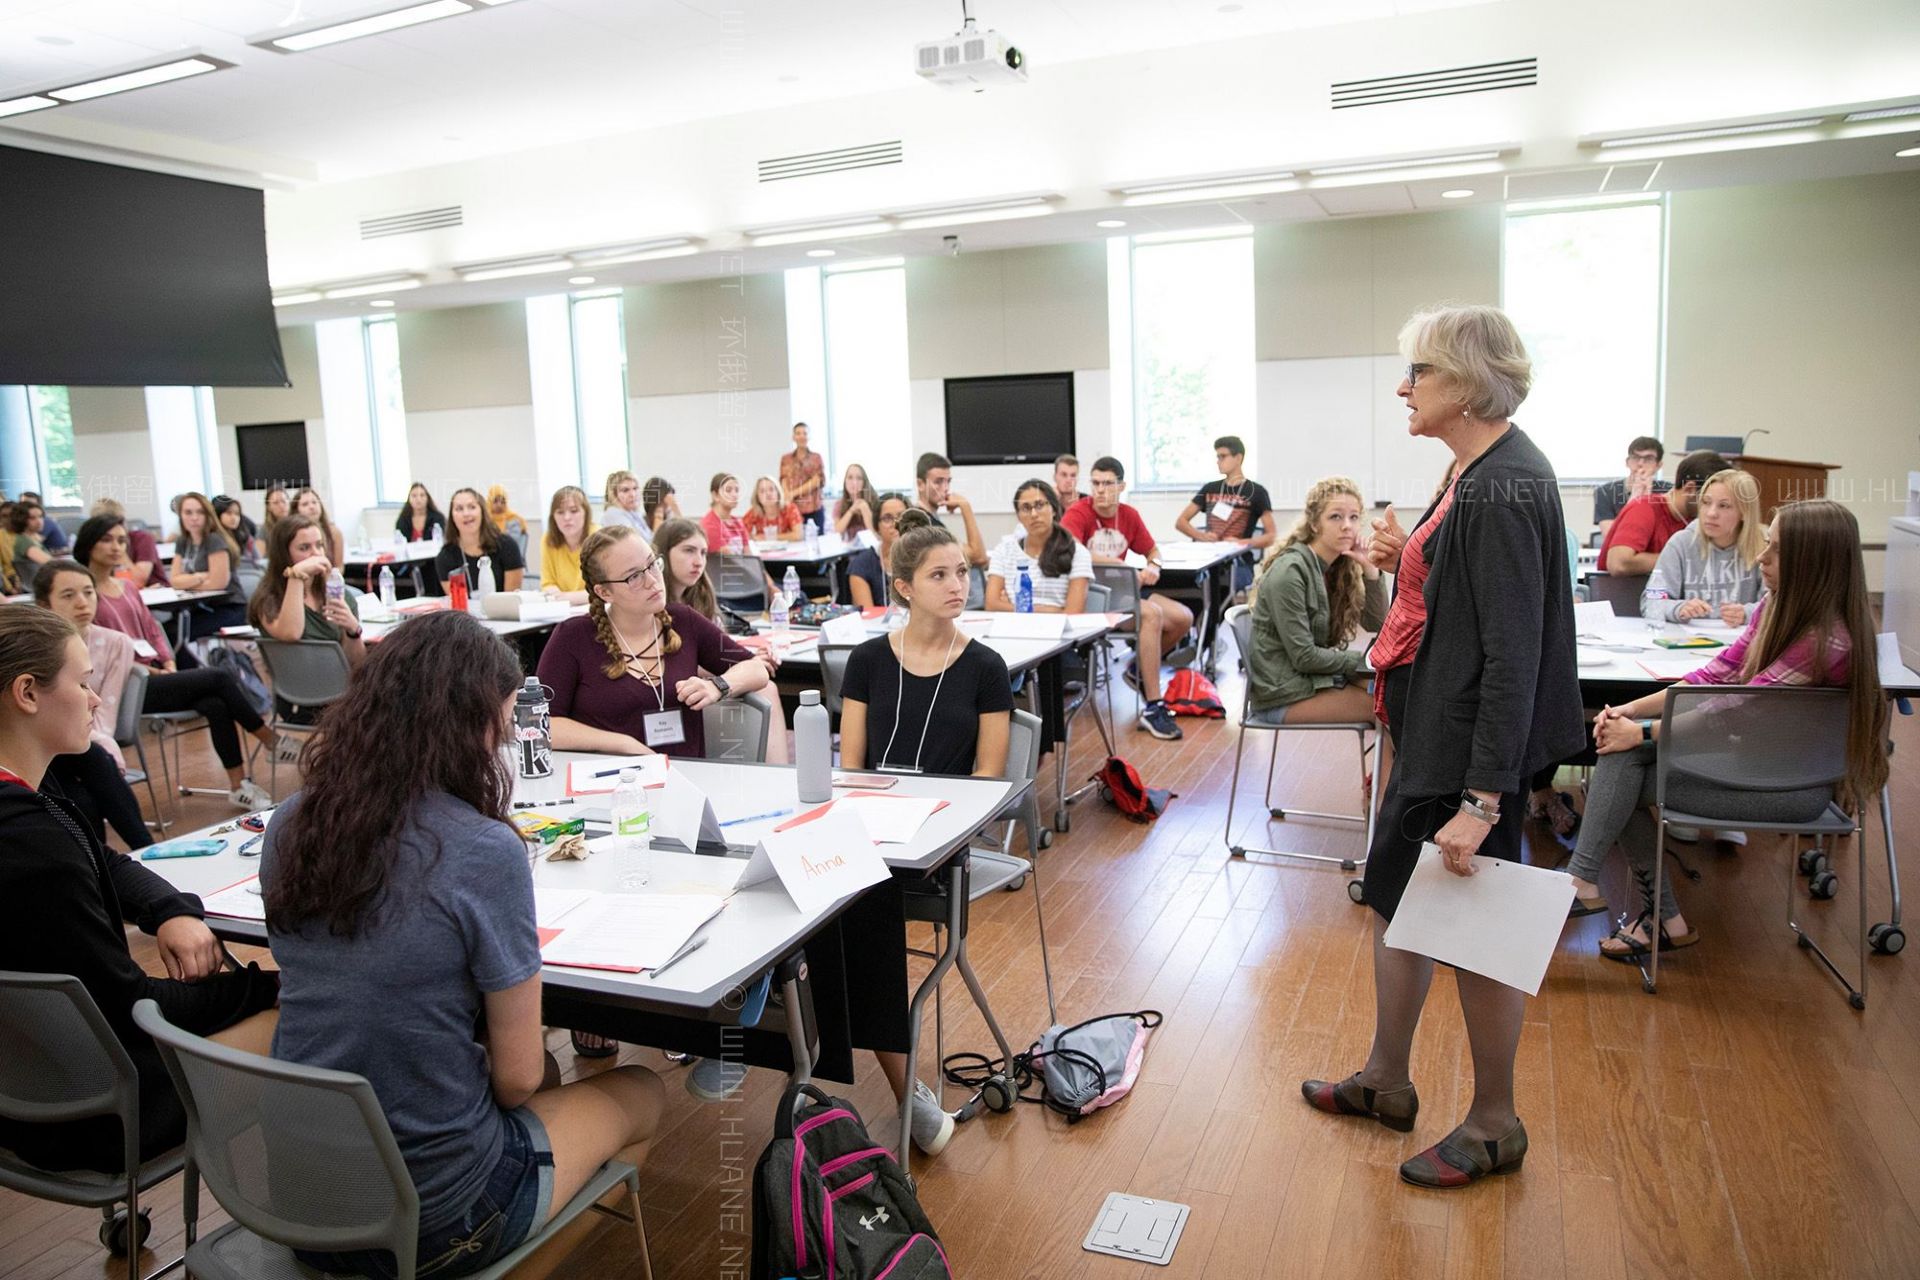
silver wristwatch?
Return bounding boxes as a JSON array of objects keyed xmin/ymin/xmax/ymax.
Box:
[{"xmin": 1458, "ymin": 791, "xmax": 1501, "ymax": 825}]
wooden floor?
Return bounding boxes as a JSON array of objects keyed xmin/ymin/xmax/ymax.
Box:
[{"xmin": 6, "ymin": 653, "xmax": 1920, "ymax": 1280}]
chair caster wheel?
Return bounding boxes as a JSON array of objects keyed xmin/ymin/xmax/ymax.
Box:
[
  {"xmin": 1005, "ymin": 876, "xmax": 1026, "ymax": 892},
  {"xmin": 1797, "ymin": 932, "xmax": 1814, "ymax": 949},
  {"xmin": 1809, "ymin": 871, "xmax": 1839, "ymax": 900},
  {"xmin": 982, "ymin": 1075, "xmax": 1016, "ymax": 1113},
  {"xmin": 1231, "ymin": 846, "xmax": 1246, "ymax": 859},
  {"xmin": 1347, "ymin": 880, "xmax": 1366, "ymax": 905},
  {"xmin": 100, "ymin": 1209, "xmax": 151, "ymax": 1256},
  {"xmin": 1798, "ymin": 848, "xmax": 1826, "ymax": 875},
  {"xmin": 1268, "ymin": 808, "xmax": 1287, "ymax": 821},
  {"xmin": 1850, "ymin": 992, "xmax": 1867, "ymax": 1010},
  {"xmin": 1037, "ymin": 829, "xmax": 1053, "ymax": 850},
  {"xmin": 1642, "ymin": 979, "xmax": 1656, "ymax": 994},
  {"xmin": 1869, "ymin": 923, "xmax": 1906, "ymax": 955},
  {"xmin": 1340, "ymin": 859, "xmax": 1356, "ymax": 872}
]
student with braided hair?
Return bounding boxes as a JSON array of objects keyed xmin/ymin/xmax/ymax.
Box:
[{"xmin": 536, "ymin": 524, "xmax": 768, "ymax": 760}]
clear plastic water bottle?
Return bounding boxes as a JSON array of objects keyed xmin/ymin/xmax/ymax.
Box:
[
  {"xmin": 769, "ymin": 579, "xmax": 790, "ymax": 636},
  {"xmin": 475, "ymin": 554, "xmax": 496, "ymax": 600},
  {"xmin": 324, "ymin": 568, "xmax": 346, "ymax": 607},
  {"xmin": 804, "ymin": 521, "xmax": 819, "ymax": 558},
  {"xmin": 781, "ymin": 565, "xmax": 802, "ymax": 606},
  {"xmin": 1016, "ymin": 563, "xmax": 1034, "ymax": 613},
  {"xmin": 794, "ymin": 690, "xmax": 831, "ymax": 803},
  {"xmin": 378, "ymin": 565, "xmax": 396, "ymax": 611},
  {"xmin": 393, "ymin": 527, "xmax": 405, "ymax": 546},
  {"xmin": 611, "ymin": 767, "xmax": 652, "ymax": 883},
  {"xmin": 513, "ymin": 677, "xmax": 552, "ymax": 778}
]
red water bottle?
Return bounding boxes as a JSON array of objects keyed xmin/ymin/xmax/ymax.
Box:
[{"xmin": 448, "ymin": 568, "xmax": 469, "ymax": 612}]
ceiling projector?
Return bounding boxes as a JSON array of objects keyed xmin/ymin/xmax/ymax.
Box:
[{"xmin": 915, "ymin": 12, "xmax": 1026, "ymax": 91}]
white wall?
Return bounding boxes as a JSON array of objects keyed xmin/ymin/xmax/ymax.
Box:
[{"xmin": 625, "ymin": 387, "xmax": 794, "ymax": 517}]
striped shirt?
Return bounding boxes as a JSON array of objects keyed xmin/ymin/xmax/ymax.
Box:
[{"xmin": 1682, "ymin": 597, "xmax": 1852, "ymax": 689}]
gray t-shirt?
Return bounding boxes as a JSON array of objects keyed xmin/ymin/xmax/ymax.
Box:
[
  {"xmin": 1640, "ymin": 520, "xmax": 1765, "ymax": 622},
  {"xmin": 262, "ymin": 790, "xmax": 542, "ymax": 1229},
  {"xmin": 178, "ymin": 533, "xmax": 246, "ymax": 604}
]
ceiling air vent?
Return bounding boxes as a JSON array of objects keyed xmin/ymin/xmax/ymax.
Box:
[
  {"xmin": 758, "ymin": 141, "xmax": 903, "ymax": 183},
  {"xmin": 1332, "ymin": 58, "xmax": 1537, "ymax": 110},
  {"xmin": 359, "ymin": 205, "xmax": 463, "ymax": 239}
]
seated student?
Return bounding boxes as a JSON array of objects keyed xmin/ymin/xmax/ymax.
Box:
[
  {"xmin": 985, "ymin": 480, "xmax": 1092, "ymax": 614},
  {"xmin": 641, "ymin": 476, "xmax": 680, "ymax": 533},
  {"xmin": 1053, "ymin": 454, "xmax": 1081, "ymax": 512},
  {"xmin": 213, "ymin": 495, "xmax": 263, "ymax": 566},
  {"xmin": 834, "ymin": 463, "xmax": 876, "ymax": 537},
  {"xmin": 655, "ymin": 517, "xmax": 790, "ymax": 766},
  {"xmin": 0, "ymin": 605, "xmax": 278, "ymax": 1177},
  {"xmin": 1565, "ymin": 500, "xmax": 1886, "ymax": 957},
  {"xmin": 393, "ymin": 482, "xmax": 446, "ymax": 544},
  {"xmin": 699, "ymin": 473, "xmax": 751, "ymax": 555},
  {"xmin": 602, "ymin": 470, "xmax": 648, "ymax": 532},
  {"xmin": 248, "ymin": 515, "xmax": 370, "ymax": 724},
  {"xmin": 294, "ymin": 487, "xmax": 347, "ymax": 567},
  {"xmin": 1598, "ymin": 448, "xmax": 1728, "ymax": 576},
  {"xmin": 169, "ymin": 490, "xmax": 250, "ymax": 634},
  {"xmin": 538, "ymin": 525, "xmax": 769, "ymax": 760},
  {"xmin": 436, "ymin": 487, "xmax": 526, "ymax": 593},
  {"xmin": 1245, "ymin": 477, "xmax": 1386, "ymax": 728},
  {"xmin": 20, "ymin": 491, "xmax": 71, "ymax": 555},
  {"xmin": 262, "ymin": 610, "xmax": 663, "ymax": 1280},
  {"xmin": 912, "ymin": 452, "xmax": 987, "ymax": 581},
  {"xmin": 540, "ymin": 485, "xmax": 596, "ymax": 605},
  {"xmin": 847, "ymin": 494, "xmax": 910, "ymax": 609},
  {"xmin": 6, "ymin": 500, "xmax": 54, "ymax": 591},
  {"xmin": 838, "ymin": 509, "xmax": 1011, "ymax": 1154},
  {"xmin": 88, "ymin": 497, "xmax": 168, "ymax": 587},
  {"xmin": 1592, "ymin": 435, "xmax": 1671, "ymax": 540},
  {"xmin": 1641, "ymin": 468, "xmax": 1765, "ymax": 626},
  {"xmin": 1061, "ymin": 456, "xmax": 1197, "ymax": 742},
  {"xmin": 742, "ymin": 474, "xmax": 803, "ymax": 543},
  {"xmin": 488, "ymin": 484, "xmax": 528, "ymax": 544},
  {"xmin": 1173, "ymin": 435, "xmax": 1275, "ymax": 590},
  {"xmin": 76, "ymin": 521, "xmax": 289, "ymax": 807}
]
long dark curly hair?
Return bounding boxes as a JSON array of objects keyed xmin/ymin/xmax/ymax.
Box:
[{"xmin": 263, "ymin": 610, "xmax": 524, "ymax": 938}]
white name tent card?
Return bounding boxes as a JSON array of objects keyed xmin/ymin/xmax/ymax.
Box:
[
  {"xmin": 1573, "ymin": 600, "xmax": 1623, "ymax": 634},
  {"xmin": 820, "ymin": 611, "xmax": 870, "ymax": 646},
  {"xmin": 734, "ymin": 802, "xmax": 889, "ymax": 914},
  {"xmin": 838, "ymin": 792, "xmax": 947, "ymax": 844},
  {"xmin": 989, "ymin": 612, "xmax": 1067, "ymax": 640},
  {"xmin": 648, "ymin": 768, "xmax": 729, "ymax": 851},
  {"xmin": 1382, "ymin": 844, "xmax": 1576, "ymax": 996}
]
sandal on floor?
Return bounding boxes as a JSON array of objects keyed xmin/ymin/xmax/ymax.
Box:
[
  {"xmin": 1600, "ymin": 912, "xmax": 1699, "ymax": 962},
  {"xmin": 570, "ymin": 1030, "xmax": 619, "ymax": 1058}
]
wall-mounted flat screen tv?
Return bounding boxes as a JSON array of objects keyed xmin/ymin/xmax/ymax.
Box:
[
  {"xmin": 943, "ymin": 372, "xmax": 1075, "ymax": 465},
  {"xmin": 235, "ymin": 422, "xmax": 309, "ymax": 492}
]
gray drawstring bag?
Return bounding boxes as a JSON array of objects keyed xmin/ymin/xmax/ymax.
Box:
[{"xmin": 1032, "ymin": 1011, "xmax": 1162, "ymax": 1122}]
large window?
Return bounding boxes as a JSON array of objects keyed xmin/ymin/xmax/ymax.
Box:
[
  {"xmin": 1114, "ymin": 228, "xmax": 1255, "ymax": 489},
  {"xmin": 362, "ymin": 315, "xmax": 412, "ymax": 504},
  {"xmin": 144, "ymin": 386, "xmax": 223, "ymax": 513},
  {"xmin": 25, "ymin": 385, "xmax": 77, "ymax": 506},
  {"xmin": 569, "ymin": 292, "xmax": 631, "ymax": 485},
  {"xmin": 1503, "ymin": 198, "xmax": 1666, "ymax": 479},
  {"xmin": 786, "ymin": 262, "xmax": 911, "ymax": 491}
]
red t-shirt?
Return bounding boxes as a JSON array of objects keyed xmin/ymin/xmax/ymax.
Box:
[
  {"xmin": 1598, "ymin": 492, "xmax": 1686, "ymax": 566},
  {"xmin": 700, "ymin": 511, "xmax": 750, "ymax": 553},
  {"xmin": 1368, "ymin": 480, "xmax": 1457, "ymax": 727},
  {"xmin": 743, "ymin": 505, "xmax": 801, "ymax": 540},
  {"xmin": 1061, "ymin": 499, "xmax": 1155, "ymax": 561}
]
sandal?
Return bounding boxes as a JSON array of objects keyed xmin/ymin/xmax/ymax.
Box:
[
  {"xmin": 1600, "ymin": 911, "xmax": 1700, "ymax": 962},
  {"xmin": 570, "ymin": 1030, "xmax": 619, "ymax": 1058},
  {"xmin": 1527, "ymin": 790, "xmax": 1581, "ymax": 839}
]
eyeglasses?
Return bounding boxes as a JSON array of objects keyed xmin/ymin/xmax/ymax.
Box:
[
  {"xmin": 1015, "ymin": 501, "xmax": 1054, "ymax": 516},
  {"xmin": 1628, "ymin": 452, "xmax": 1661, "ymax": 465},
  {"xmin": 878, "ymin": 513, "xmax": 900, "ymax": 526},
  {"xmin": 606, "ymin": 557, "xmax": 664, "ymax": 589},
  {"xmin": 1405, "ymin": 362, "xmax": 1434, "ymax": 387}
]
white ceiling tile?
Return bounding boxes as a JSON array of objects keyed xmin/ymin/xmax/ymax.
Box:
[
  {"xmin": 1502, "ymin": 167, "xmax": 1605, "ymax": 199},
  {"xmin": 1309, "ymin": 184, "xmax": 1415, "ymax": 215}
]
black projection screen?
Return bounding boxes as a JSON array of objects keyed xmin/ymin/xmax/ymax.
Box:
[
  {"xmin": 0, "ymin": 144, "xmax": 287, "ymax": 388},
  {"xmin": 943, "ymin": 372, "xmax": 1076, "ymax": 465}
]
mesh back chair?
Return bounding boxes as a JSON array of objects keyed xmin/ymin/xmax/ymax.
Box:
[
  {"xmin": 819, "ymin": 642, "xmax": 858, "ymax": 716},
  {"xmin": 254, "ymin": 640, "xmax": 352, "ymax": 798},
  {"xmin": 1221, "ymin": 606, "xmax": 1377, "ymax": 901},
  {"xmin": 1089, "ymin": 564, "xmax": 1144, "ymax": 721},
  {"xmin": 709, "ymin": 553, "xmax": 769, "ymax": 613},
  {"xmin": 114, "ymin": 665, "xmax": 170, "ymax": 832},
  {"xmin": 702, "ymin": 690, "xmax": 774, "ymax": 763},
  {"xmin": 0, "ymin": 973, "xmax": 191, "ymax": 1279},
  {"xmin": 1583, "ymin": 570, "xmax": 1650, "ymax": 618},
  {"xmin": 131, "ymin": 1001, "xmax": 652, "ymax": 1280},
  {"xmin": 1643, "ymin": 685, "xmax": 1874, "ymax": 1007}
]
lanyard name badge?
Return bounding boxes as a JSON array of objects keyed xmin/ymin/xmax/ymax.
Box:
[
  {"xmin": 614, "ymin": 619, "xmax": 686, "ymax": 747},
  {"xmin": 1206, "ymin": 480, "xmax": 1243, "ymax": 530},
  {"xmin": 876, "ymin": 628, "xmax": 958, "ymax": 775}
]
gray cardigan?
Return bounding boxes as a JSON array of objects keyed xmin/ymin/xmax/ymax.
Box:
[
  {"xmin": 1247, "ymin": 542, "xmax": 1388, "ymax": 711},
  {"xmin": 1382, "ymin": 426, "xmax": 1586, "ymax": 797}
]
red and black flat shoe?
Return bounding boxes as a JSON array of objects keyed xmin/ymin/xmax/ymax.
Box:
[
  {"xmin": 1300, "ymin": 1072, "xmax": 1418, "ymax": 1133},
  {"xmin": 1400, "ymin": 1119, "xmax": 1528, "ymax": 1188}
]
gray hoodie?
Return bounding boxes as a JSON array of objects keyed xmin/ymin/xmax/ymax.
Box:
[{"xmin": 1640, "ymin": 520, "xmax": 1763, "ymax": 621}]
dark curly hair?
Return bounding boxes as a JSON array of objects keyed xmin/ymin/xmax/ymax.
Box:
[{"xmin": 263, "ymin": 609, "xmax": 524, "ymax": 938}]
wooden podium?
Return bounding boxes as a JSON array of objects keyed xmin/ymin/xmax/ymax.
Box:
[{"xmin": 1728, "ymin": 455, "xmax": 1840, "ymax": 521}]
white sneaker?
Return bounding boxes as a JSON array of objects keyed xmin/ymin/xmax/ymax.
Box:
[
  {"xmin": 1714, "ymin": 829, "xmax": 1748, "ymax": 848},
  {"xmin": 229, "ymin": 780, "xmax": 273, "ymax": 811},
  {"xmin": 909, "ymin": 1081, "xmax": 955, "ymax": 1156},
  {"xmin": 1667, "ymin": 824, "xmax": 1701, "ymax": 844}
]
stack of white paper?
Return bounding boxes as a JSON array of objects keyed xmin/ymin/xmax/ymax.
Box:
[
  {"xmin": 200, "ymin": 877, "xmax": 266, "ymax": 921},
  {"xmin": 539, "ymin": 892, "xmax": 728, "ymax": 973}
]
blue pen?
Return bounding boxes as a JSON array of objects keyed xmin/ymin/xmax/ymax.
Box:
[{"xmin": 719, "ymin": 807, "xmax": 795, "ymax": 828}]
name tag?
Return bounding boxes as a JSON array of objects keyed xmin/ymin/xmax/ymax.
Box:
[
  {"xmin": 1210, "ymin": 500, "xmax": 1236, "ymax": 524},
  {"xmin": 132, "ymin": 639, "xmax": 159, "ymax": 660},
  {"xmin": 643, "ymin": 710, "xmax": 686, "ymax": 747}
]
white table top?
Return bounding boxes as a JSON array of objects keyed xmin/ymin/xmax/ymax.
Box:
[
  {"xmin": 1156, "ymin": 541, "xmax": 1257, "ymax": 572},
  {"xmin": 1572, "ymin": 613, "xmax": 1920, "ymax": 695},
  {"xmin": 344, "ymin": 541, "xmax": 444, "ymax": 566},
  {"xmin": 137, "ymin": 586, "xmax": 229, "ymax": 608},
  {"xmin": 145, "ymin": 755, "xmax": 1019, "ymax": 1010},
  {"xmin": 754, "ymin": 539, "xmax": 857, "ymax": 564},
  {"xmin": 767, "ymin": 611, "xmax": 1117, "ymax": 673},
  {"xmin": 359, "ymin": 597, "xmax": 587, "ymax": 642}
]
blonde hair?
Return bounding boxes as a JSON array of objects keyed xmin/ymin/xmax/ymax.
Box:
[
  {"xmin": 580, "ymin": 525, "xmax": 680, "ymax": 679},
  {"xmin": 1698, "ymin": 469, "xmax": 1764, "ymax": 569},
  {"xmin": 749, "ymin": 475, "xmax": 785, "ymax": 520},
  {"xmin": 1258, "ymin": 476, "xmax": 1370, "ymax": 645},
  {"xmin": 1398, "ymin": 304, "xmax": 1532, "ymax": 421},
  {"xmin": 603, "ymin": 470, "xmax": 638, "ymax": 508}
]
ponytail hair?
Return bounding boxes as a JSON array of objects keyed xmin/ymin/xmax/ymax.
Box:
[
  {"xmin": 887, "ymin": 508, "xmax": 957, "ymax": 606},
  {"xmin": 1012, "ymin": 479, "xmax": 1076, "ymax": 579}
]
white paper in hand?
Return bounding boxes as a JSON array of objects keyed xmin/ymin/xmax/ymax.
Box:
[
  {"xmin": 735, "ymin": 802, "xmax": 888, "ymax": 913},
  {"xmin": 1381, "ymin": 844, "xmax": 1576, "ymax": 995}
]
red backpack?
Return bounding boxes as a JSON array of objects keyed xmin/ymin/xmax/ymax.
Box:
[
  {"xmin": 1162, "ymin": 668, "xmax": 1225, "ymax": 718},
  {"xmin": 1092, "ymin": 757, "xmax": 1176, "ymax": 823}
]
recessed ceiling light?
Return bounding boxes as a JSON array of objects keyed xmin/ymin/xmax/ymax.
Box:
[
  {"xmin": 369, "ymin": 299, "xmax": 395, "ymax": 308},
  {"xmin": 0, "ymin": 95, "xmax": 59, "ymax": 118},
  {"xmin": 1096, "ymin": 218, "xmax": 1127, "ymax": 228},
  {"xmin": 36, "ymin": 35, "xmax": 73, "ymax": 46},
  {"xmin": 568, "ymin": 275, "xmax": 596, "ymax": 285},
  {"xmin": 321, "ymin": 275, "xmax": 424, "ymax": 299},
  {"xmin": 1898, "ymin": 145, "xmax": 1920, "ymax": 158},
  {"xmin": 34, "ymin": 53, "xmax": 233, "ymax": 105},
  {"xmin": 253, "ymin": 0, "xmax": 493, "ymax": 53},
  {"xmin": 456, "ymin": 255, "xmax": 576, "ymax": 282},
  {"xmin": 748, "ymin": 218, "xmax": 894, "ymax": 247},
  {"xmin": 1440, "ymin": 188, "xmax": 1475, "ymax": 199},
  {"xmin": 806, "ymin": 249, "xmax": 836, "ymax": 258}
]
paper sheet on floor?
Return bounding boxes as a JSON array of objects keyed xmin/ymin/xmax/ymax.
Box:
[{"xmin": 1381, "ymin": 845, "xmax": 1576, "ymax": 995}]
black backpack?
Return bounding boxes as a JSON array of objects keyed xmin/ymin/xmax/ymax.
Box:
[{"xmin": 752, "ymin": 1082, "xmax": 951, "ymax": 1280}]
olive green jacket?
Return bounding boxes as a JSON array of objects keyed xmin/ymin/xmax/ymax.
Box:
[{"xmin": 1246, "ymin": 542, "xmax": 1387, "ymax": 711}]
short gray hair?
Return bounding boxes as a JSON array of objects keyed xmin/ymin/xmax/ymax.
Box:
[{"xmin": 1398, "ymin": 304, "xmax": 1532, "ymax": 421}]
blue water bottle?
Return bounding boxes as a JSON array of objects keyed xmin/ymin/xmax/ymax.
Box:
[{"xmin": 1016, "ymin": 564, "xmax": 1034, "ymax": 613}]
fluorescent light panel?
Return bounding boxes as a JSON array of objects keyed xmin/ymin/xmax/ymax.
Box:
[
  {"xmin": 256, "ymin": 0, "xmax": 479, "ymax": 53},
  {"xmin": 822, "ymin": 256, "xmax": 905, "ymax": 274},
  {"xmin": 749, "ymin": 219, "xmax": 894, "ymax": 247},
  {"xmin": 48, "ymin": 55, "xmax": 228, "ymax": 101},
  {"xmin": 893, "ymin": 198, "xmax": 1055, "ymax": 231},
  {"xmin": 1844, "ymin": 104, "xmax": 1920, "ymax": 123},
  {"xmin": 322, "ymin": 276, "xmax": 424, "ymax": 299},
  {"xmin": 271, "ymin": 291, "xmax": 325, "ymax": 307},
  {"xmin": 573, "ymin": 239, "xmax": 701, "ymax": 266},
  {"xmin": 1310, "ymin": 160, "xmax": 1503, "ymax": 189},
  {"xmin": 457, "ymin": 256, "xmax": 575, "ymax": 281},
  {"xmin": 1506, "ymin": 191, "xmax": 1661, "ymax": 213},
  {"xmin": 0, "ymin": 95, "xmax": 58, "ymax": 118},
  {"xmin": 1307, "ymin": 150, "xmax": 1501, "ymax": 176},
  {"xmin": 1119, "ymin": 170, "xmax": 1294, "ymax": 196},
  {"xmin": 1594, "ymin": 117, "xmax": 1824, "ymax": 148}
]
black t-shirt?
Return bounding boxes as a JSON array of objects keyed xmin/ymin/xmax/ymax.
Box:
[
  {"xmin": 435, "ymin": 535, "xmax": 524, "ymax": 586},
  {"xmin": 847, "ymin": 546, "xmax": 886, "ymax": 604},
  {"xmin": 842, "ymin": 633, "xmax": 1014, "ymax": 776},
  {"xmin": 1592, "ymin": 477, "xmax": 1673, "ymax": 525},
  {"xmin": 1190, "ymin": 479, "xmax": 1272, "ymax": 541}
]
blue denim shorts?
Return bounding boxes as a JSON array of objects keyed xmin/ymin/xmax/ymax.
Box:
[{"xmin": 299, "ymin": 1107, "xmax": 554, "ymax": 1280}]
